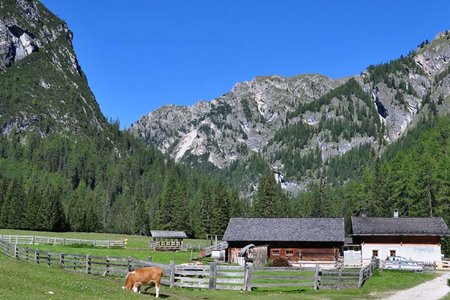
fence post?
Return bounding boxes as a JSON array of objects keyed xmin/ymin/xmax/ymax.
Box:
[
  {"xmin": 47, "ymin": 253, "xmax": 51, "ymax": 267},
  {"xmin": 314, "ymin": 264, "xmax": 320, "ymax": 290},
  {"xmin": 73, "ymin": 256, "xmax": 77, "ymax": 271},
  {"xmin": 105, "ymin": 256, "xmax": 110, "ymax": 276},
  {"xmin": 169, "ymin": 260, "xmax": 175, "ymax": 288},
  {"xmin": 209, "ymin": 261, "xmax": 217, "ymax": 290},
  {"xmin": 25, "ymin": 247, "xmax": 29, "ymax": 261},
  {"xmin": 244, "ymin": 263, "xmax": 253, "ymax": 291},
  {"xmin": 32, "ymin": 236, "xmax": 35, "ymax": 245},
  {"xmin": 127, "ymin": 257, "xmax": 133, "ymax": 272},
  {"xmin": 337, "ymin": 268, "xmax": 342, "ymax": 289},
  {"xmin": 35, "ymin": 250, "xmax": 40, "ymax": 264},
  {"xmin": 357, "ymin": 266, "xmax": 364, "ymax": 288},
  {"xmin": 60, "ymin": 253, "xmax": 65, "ymax": 268},
  {"xmin": 86, "ymin": 255, "xmax": 91, "ymax": 274},
  {"xmin": 14, "ymin": 244, "xmax": 19, "ymax": 259}
]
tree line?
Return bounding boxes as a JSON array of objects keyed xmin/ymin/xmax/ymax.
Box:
[
  {"xmin": 1, "ymin": 113, "xmax": 449, "ymax": 256},
  {"xmin": 0, "ymin": 126, "xmax": 247, "ymax": 237}
]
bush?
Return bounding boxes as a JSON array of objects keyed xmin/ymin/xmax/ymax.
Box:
[{"xmin": 270, "ymin": 257, "xmax": 291, "ymax": 267}]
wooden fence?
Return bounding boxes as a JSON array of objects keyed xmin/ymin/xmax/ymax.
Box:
[
  {"xmin": 0, "ymin": 234, "xmax": 126, "ymax": 248},
  {"xmin": 358, "ymin": 261, "xmax": 376, "ymax": 288},
  {"xmin": 247, "ymin": 265, "xmax": 320, "ymax": 291},
  {"xmin": 202, "ymin": 241, "xmax": 229, "ymax": 257},
  {"xmin": 0, "ymin": 240, "xmax": 244, "ymax": 290},
  {"xmin": 0, "ymin": 240, "xmax": 376, "ymax": 291},
  {"xmin": 320, "ymin": 268, "xmax": 361, "ymax": 289}
]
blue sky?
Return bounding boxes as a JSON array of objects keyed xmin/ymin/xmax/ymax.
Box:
[{"xmin": 41, "ymin": 0, "xmax": 450, "ymax": 128}]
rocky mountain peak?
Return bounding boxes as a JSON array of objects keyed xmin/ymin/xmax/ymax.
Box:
[
  {"xmin": 130, "ymin": 73, "xmax": 342, "ymax": 169},
  {"xmin": 0, "ymin": 0, "xmax": 107, "ymax": 136},
  {"xmin": 414, "ymin": 30, "xmax": 450, "ymax": 77},
  {"xmin": 130, "ymin": 31, "xmax": 450, "ymax": 193}
]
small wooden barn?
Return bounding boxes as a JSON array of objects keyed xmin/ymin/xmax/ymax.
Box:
[
  {"xmin": 223, "ymin": 218, "xmax": 345, "ymax": 266},
  {"xmin": 351, "ymin": 216, "xmax": 450, "ymax": 264},
  {"xmin": 149, "ymin": 230, "xmax": 187, "ymax": 251}
]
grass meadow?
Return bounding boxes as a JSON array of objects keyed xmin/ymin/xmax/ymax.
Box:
[{"xmin": 0, "ymin": 229, "xmax": 441, "ymax": 299}]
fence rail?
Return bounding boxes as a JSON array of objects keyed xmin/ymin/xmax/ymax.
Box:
[
  {"xmin": 0, "ymin": 235, "xmax": 126, "ymax": 248},
  {"xmin": 0, "ymin": 240, "xmax": 376, "ymax": 291},
  {"xmin": 202, "ymin": 241, "xmax": 229, "ymax": 257}
]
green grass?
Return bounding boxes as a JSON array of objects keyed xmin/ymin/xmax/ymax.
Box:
[
  {"xmin": 0, "ymin": 255, "xmax": 437, "ymax": 299},
  {"xmin": 0, "ymin": 229, "xmax": 209, "ymax": 264},
  {"xmin": 0, "ymin": 230, "xmax": 438, "ymax": 299}
]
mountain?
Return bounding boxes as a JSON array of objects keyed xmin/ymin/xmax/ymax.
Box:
[
  {"xmin": 0, "ymin": 0, "xmax": 245, "ymax": 237},
  {"xmin": 0, "ymin": 0, "xmax": 108, "ymax": 136},
  {"xmin": 131, "ymin": 31, "xmax": 450, "ymax": 193}
]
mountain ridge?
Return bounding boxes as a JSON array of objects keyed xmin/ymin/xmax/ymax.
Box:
[
  {"xmin": 130, "ymin": 30, "xmax": 450, "ymax": 193},
  {"xmin": 0, "ymin": 0, "xmax": 108, "ymax": 136}
]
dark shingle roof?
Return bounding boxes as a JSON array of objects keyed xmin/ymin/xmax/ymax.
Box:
[
  {"xmin": 223, "ymin": 218, "xmax": 345, "ymax": 242},
  {"xmin": 150, "ymin": 230, "xmax": 187, "ymax": 239},
  {"xmin": 351, "ymin": 217, "xmax": 450, "ymax": 236}
]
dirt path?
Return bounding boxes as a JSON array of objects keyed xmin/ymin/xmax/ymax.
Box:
[{"xmin": 382, "ymin": 272, "xmax": 450, "ymax": 300}]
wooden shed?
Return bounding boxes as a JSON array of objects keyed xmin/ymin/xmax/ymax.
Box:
[
  {"xmin": 351, "ymin": 216, "xmax": 450, "ymax": 264},
  {"xmin": 149, "ymin": 230, "xmax": 187, "ymax": 251},
  {"xmin": 223, "ymin": 218, "xmax": 345, "ymax": 266}
]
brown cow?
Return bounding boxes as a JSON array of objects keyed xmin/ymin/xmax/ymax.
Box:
[{"xmin": 122, "ymin": 267, "xmax": 163, "ymax": 297}]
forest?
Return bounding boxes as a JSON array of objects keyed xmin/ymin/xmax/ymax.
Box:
[
  {"xmin": 0, "ymin": 112, "xmax": 449, "ymax": 255},
  {"xmin": 0, "ymin": 124, "xmax": 246, "ymax": 238}
]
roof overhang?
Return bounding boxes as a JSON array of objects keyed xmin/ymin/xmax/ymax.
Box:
[{"xmin": 351, "ymin": 234, "xmax": 449, "ymax": 237}]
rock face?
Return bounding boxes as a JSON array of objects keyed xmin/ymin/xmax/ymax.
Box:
[
  {"xmin": 131, "ymin": 31, "xmax": 450, "ymax": 193},
  {"xmin": 132, "ymin": 74, "xmax": 342, "ymax": 169},
  {"xmin": 0, "ymin": 0, "xmax": 107, "ymax": 136}
]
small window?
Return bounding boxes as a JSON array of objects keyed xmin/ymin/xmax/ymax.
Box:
[
  {"xmin": 390, "ymin": 250, "xmax": 396, "ymax": 257},
  {"xmin": 272, "ymin": 249, "xmax": 280, "ymax": 256},
  {"xmin": 372, "ymin": 250, "xmax": 379, "ymax": 257},
  {"xmin": 285, "ymin": 250, "xmax": 294, "ymax": 256}
]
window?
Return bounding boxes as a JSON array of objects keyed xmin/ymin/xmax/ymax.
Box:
[
  {"xmin": 390, "ymin": 250, "xmax": 396, "ymax": 257},
  {"xmin": 271, "ymin": 249, "xmax": 280, "ymax": 256},
  {"xmin": 285, "ymin": 250, "xmax": 294, "ymax": 257},
  {"xmin": 372, "ymin": 250, "xmax": 379, "ymax": 257}
]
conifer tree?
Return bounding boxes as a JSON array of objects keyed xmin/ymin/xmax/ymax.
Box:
[
  {"xmin": 38, "ymin": 183, "xmax": 66, "ymax": 231},
  {"xmin": 159, "ymin": 177, "xmax": 176, "ymax": 230},
  {"xmin": 211, "ymin": 182, "xmax": 230, "ymax": 235},
  {"xmin": 197, "ymin": 182, "xmax": 212, "ymax": 238},
  {"xmin": 253, "ymin": 173, "xmax": 279, "ymax": 217},
  {"xmin": 6, "ymin": 178, "xmax": 26, "ymax": 229}
]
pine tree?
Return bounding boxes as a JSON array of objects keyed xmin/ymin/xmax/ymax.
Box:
[
  {"xmin": 24, "ymin": 183, "xmax": 42, "ymax": 230},
  {"xmin": 311, "ymin": 172, "xmax": 332, "ymax": 217},
  {"xmin": 38, "ymin": 183, "xmax": 66, "ymax": 231},
  {"xmin": 5, "ymin": 178, "xmax": 26, "ymax": 229},
  {"xmin": 173, "ymin": 181, "xmax": 190, "ymax": 233},
  {"xmin": 159, "ymin": 177, "xmax": 176, "ymax": 230},
  {"xmin": 197, "ymin": 182, "xmax": 212, "ymax": 238},
  {"xmin": 253, "ymin": 173, "xmax": 279, "ymax": 217},
  {"xmin": 211, "ymin": 182, "xmax": 230, "ymax": 235}
]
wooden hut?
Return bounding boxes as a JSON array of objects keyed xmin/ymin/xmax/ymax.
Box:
[
  {"xmin": 351, "ymin": 216, "xmax": 450, "ymax": 264},
  {"xmin": 149, "ymin": 230, "xmax": 187, "ymax": 251},
  {"xmin": 223, "ymin": 218, "xmax": 345, "ymax": 266}
]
